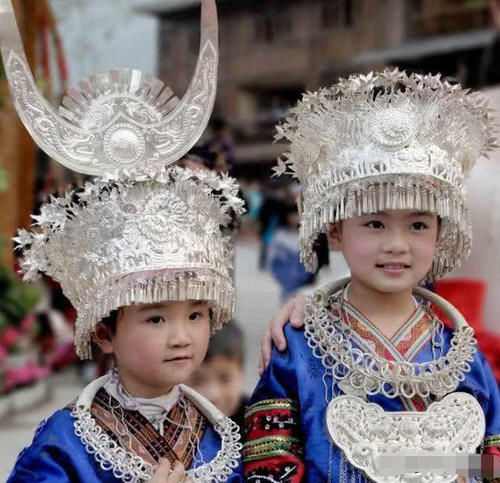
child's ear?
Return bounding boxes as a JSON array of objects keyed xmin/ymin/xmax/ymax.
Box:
[
  {"xmin": 92, "ymin": 323, "xmax": 115, "ymax": 354},
  {"xmin": 327, "ymin": 223, "xmax": 342, "ymax": 251}
]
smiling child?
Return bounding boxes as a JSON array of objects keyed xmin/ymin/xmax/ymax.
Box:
[{"xmin": 244, "ymin": 70, "xmax": 500, "ymax": 483}]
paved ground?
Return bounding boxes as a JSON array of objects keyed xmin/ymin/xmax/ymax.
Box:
[
  {"xmin": 0, "ymin": 240, "xmax": 300, "ymax": 477},
  {"xmin": 0, "ymin": 370, "xmax": 82, "ymax": 480}
]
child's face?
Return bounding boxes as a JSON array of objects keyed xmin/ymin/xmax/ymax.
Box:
[
  {"xmin": 96, "ymin": 300, "xmax": 211, "ymax": 398},
  {"xmin": 188, "ymin": 355, "xmax": 244, "ymax": 417},
  {"xmin": 329, "ymin": 209, "xmax": 439, "ymax": 293}
]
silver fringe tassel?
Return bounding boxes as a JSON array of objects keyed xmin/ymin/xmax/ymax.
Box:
[
  {"xmin": 300, "ymin": 176, "xmax": 471, "ymax": 278},
  {"xmin": 75, "ymin": 269, "xmax": 235, "ymax": 359}
]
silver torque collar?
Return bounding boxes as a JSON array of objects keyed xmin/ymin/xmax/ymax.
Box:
[
  {"xmin": 304, "ymin": 278, "xmax": 477, "ymax": 399},
  {"xmin": 72, "ymin": 377, "xmax": 242, "ymax": 482}
]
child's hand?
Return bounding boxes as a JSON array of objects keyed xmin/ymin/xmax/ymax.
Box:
[
  {"xmin": 258, "ymin": 294, "xmax": 306, "ymax": 375},
  {"xmin": 150, "ymin": 459, "xmax": 188, "ymax": 482}
]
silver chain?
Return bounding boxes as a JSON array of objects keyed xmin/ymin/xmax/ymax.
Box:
[{"xmin": 304, "ymin": 289, "xmax": 477, "ymax": 399}]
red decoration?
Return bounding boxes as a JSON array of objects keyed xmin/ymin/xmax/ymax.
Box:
[{"xmin": 434, "ymin": 278, "xmax": 500, "ymax": 383}]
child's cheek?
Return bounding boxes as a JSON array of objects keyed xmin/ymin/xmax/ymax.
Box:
[
  {"xmin": 130, "ymin": 332, "xmax": 163, "ymax": 362},
  {"xmin": 346, "ymin": 235, "xmax": 376, "ymax": 264},
  {"xmin": 416, "ymin": 236, "xmax": 438, "ymax": 265}
]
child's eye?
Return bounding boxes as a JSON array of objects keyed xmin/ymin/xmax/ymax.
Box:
[
  {"xmin": 189, "ymin": 311, "xmax": 203, "ymax": 321},
  {"xmin": 365, "ymin": 220, "xmax": 384, "ymax": 229},
  {"xmin": 410, "ymin": 221, "xmax": 428, "ymax": 231},
  {"xmin": 147, "ymin": 316, "xmax": 165, "ymax": 324}
]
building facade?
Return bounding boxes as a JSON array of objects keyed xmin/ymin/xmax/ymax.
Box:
[{"xmin": 142, "ymin": 0, "xmax": 493, "ymax": 170}]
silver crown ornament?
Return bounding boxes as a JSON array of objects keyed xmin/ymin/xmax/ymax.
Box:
[
  {"xmin": 274, "ymin": 69, "xmax": 497, "ymax": 278},
  {"xmin": 14, "ymin": 167, "xmax": 245, "ymax": 359},
  {"xmin": 1, "ymin": 0, "xmax": 246, "ymax": 359},
  {"xmin": 0, "ymin": 0, "xmax": 218, "ymax": 175}
]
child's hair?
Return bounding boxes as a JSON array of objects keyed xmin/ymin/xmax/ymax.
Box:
[
  {"xmin": 205, "ymin": 321, "xmax": 245, "ymax": 365},
  {"xmin": 100, "ymin": 309, "xmax": 120, "ymax": 334}
]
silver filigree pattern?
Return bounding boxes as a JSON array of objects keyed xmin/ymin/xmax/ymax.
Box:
[
  {"xmin": 304, "ymin": 281, "xmax": 477, "ymax": 399},
  {"xmin": 273, "ymin": 69, "xmax": 497, "ymax": 277},
  {"xmin": 0, "ymin": 0, "xmax": 218, "ymax": 175},
  {"xmin": 14, "ymin": 167, "xmax": 246, "ymax": 358},
  {"xmin": 72, "ymin": 407, "xmax": 242, "ymax": 483},
  {"xmin": 326, "ymin": 392, "xmax": 485, "ymax": 483},
  {"xmin": 72, "ymin": 380, "xmax": 242, "ymax": 483}
]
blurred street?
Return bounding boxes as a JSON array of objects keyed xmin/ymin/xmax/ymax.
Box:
[{"xmin": 0, "ymin": 240, "xmax": 292, "ymax": 478}]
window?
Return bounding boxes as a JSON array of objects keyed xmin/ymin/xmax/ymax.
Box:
[
  {"xmin": 256, "ymin": 14, "xmax": 275, "ymax": 43},
  {"xmin": 322, "ymin": 0, "xmax": 354, "ymax": 29},
  {"xmin": 255, "ymin": 10, "xmax": 291, "ymax": 43},
  {"xmin": 255, "ymin": 88, "xmax": 302, "ymax": 121}
]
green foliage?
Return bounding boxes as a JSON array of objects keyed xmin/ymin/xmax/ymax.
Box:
[
  {"xmin": 0, "ymin": 164, "xmax": 7, "ymax": 191},
  {"xmin": 0, "ymin": 268, "xmax": 39, "ymax": 333}
]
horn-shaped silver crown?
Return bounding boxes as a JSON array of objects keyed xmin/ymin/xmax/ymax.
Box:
[{"xmin": 0, "ymin": 0, "xmax": 218, "ymax": 175}]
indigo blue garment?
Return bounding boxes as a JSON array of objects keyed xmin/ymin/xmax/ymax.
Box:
[
  {"xmin": 245, "ymin": 323, "xmax": 500, "ymax": 482},
  {"xmin": 8, "ymin": 407, "xmax": 243, "ymax": 482}
]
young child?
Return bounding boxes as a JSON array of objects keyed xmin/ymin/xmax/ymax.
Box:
[
  {"xmin": 244, "ymin": 70, "xmax": 500, "ymax": 482},
  {"xmin": 189, "ymin": 322, "xmax": 248, "ymax": 432},
  {"xmin": 7, "ymin": 166, "xmax": 245, "ymax": 482},
  {"xmin": 2, "ymin": 0, "xmax": 246, "ymax": 480}
]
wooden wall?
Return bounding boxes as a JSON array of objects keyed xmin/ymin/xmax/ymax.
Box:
[{"xmin": 0, "ymin": 0, "xmax": 40, "ymax": 269}]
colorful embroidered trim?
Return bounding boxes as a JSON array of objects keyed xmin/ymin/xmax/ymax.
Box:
[
  {"xmin": 333, "ymin": 300, "xmax": 434, "ymax": 411},
  {"xmin": 339, "ymin": 300, "xmax": 432, "ymax": 362},
  {"xmin": 485, "ymin": 435, "xmax": 500, "ymax": 448},
  {"xmin": 243, "ymin": 436, "xmax": 303, "ymax": 462},
  {"xmin": 245, "ymin": 399, "xmax": 298, "ymax": 418},
  {"xmin": 244, "ymin": 398, "xmax": 305, "ymax": 482},
  {"xmin": 91, "ymin": 388, "xmax": 206, "ymax": 468}
]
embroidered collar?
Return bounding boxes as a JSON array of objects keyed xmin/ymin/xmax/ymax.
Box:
[
  {"xmin": 330, "ymin": 288, "xmax": 436, "ymax": 410},
  {"xmin": 303, "ymin": 285, "xmax": 477, "ymax": 400},
  {"xmin": 72, "ymin": 374, "xmax": 242, "ymax": 482},
  {"xmin": 91, "ymin": 386, "xmax": 205, "ymax": 468},
  {"xmin": 338, "ymin": 285, "xmax": 433, "ymax": 363},
  {"xmin": 103, "ymin": 369, "xmax": 181, "ymax": 434}
]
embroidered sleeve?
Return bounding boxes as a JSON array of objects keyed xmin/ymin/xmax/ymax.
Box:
[
  {"xmin": 243, "ymin": 399, "xmax": 305, "ymax": 482},
  {"xmin": 243, "ymin": 325, "xmax": 307, "ymax": 482}
]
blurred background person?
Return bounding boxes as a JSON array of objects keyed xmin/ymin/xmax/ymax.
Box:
[
  {"xmin": 267, "ymin": 204, "xmax": 315, "ymax": 301},
  {"xmin": 188, "ymin": 322, "xmax": 248, "ymax": 432},
  {"xmin": 257, "ymin": 179, "xmax": 290, "ymax": 270},
  {"xmin": 202, "ymin": 118, "xmax": 236, "ymax": 175}
]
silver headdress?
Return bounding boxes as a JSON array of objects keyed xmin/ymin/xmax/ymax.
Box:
[
  {"xmin": 0, "ymin": 0, "xmax": 218, "ymax": 175},
  {"xmin": 274, "ymin": 69, "xmax": 496, "ymax": 278},
  {"xmin": 1, "ymin": 0, "xmax": 246, "ymax": 359},
  {"xmin": 14, "ymin": 167, "xmax": 245, "ymax": 359}
]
